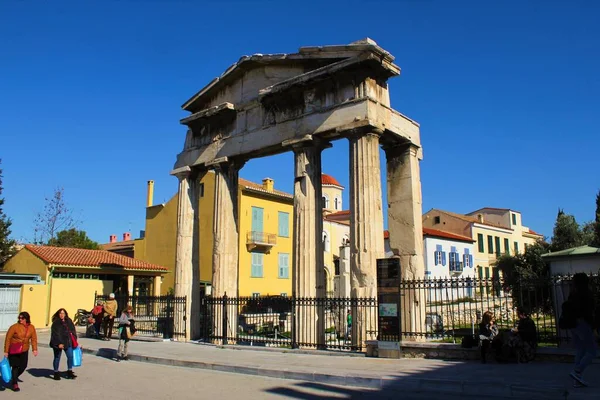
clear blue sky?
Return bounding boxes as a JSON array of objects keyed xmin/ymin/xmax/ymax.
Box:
[{"xmin": 1, "ymin": 1, "xmax": 598, "ymax": 244}]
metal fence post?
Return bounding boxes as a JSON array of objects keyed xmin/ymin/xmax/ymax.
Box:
[
  {"xmin": 291, "ymin": 297, "xmax": 297, "ymax": 349},
  {"xmin": 222, "ymin": 292, "xmax": 228, "ymax": 345}
]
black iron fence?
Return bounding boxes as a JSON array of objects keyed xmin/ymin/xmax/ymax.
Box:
[
  {"xmin": 400, "ymin": 275, "xmax": 600, "ymax": 346},
  {"xmin": 198, "ymin": 275, "xmax": 599, "ymax": 350},
  {"xmin": 95, "ymin": 294, "xmax": 187, "ymax": 339},
  {"xmin": 199, "ymin": 295, "xmax": 377, "ymax": 351}
]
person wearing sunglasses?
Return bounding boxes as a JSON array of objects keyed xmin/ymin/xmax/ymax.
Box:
[{"xmin": 3, "ymin": 312, "xmax": 38, "ymax": 392}]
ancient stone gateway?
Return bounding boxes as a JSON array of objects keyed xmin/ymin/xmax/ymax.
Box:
[{"xmin": 172, "ymin": 38, "xmax": 425, "ymax": 346}]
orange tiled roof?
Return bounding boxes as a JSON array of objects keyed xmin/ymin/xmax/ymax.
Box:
[
  {"xmin": 239, "ymin": 178, "xmax": 293, "ymax": 199},
  {"xmin": 428, "ymin": 209, "xmax": 509, "ymax": 230},
  {"xmin": 25, "ymin": 245, "xmax": 168, "ymax": 272},
  {"xmin": 423, "ymin": 228, "xmax": 475, "ymax": 242},
  {"xmin": 100, "ymin": 240, "xmax": 135, "ymax": 251},
  {"xmin": 528, "ymin": 228, "xmax": 543, "ymax": 236},
  {"xmin": 384, "ymin": 228, "xmax": 474, "ymax": 242},
  {"xmin": 322, "ymin": 174, "xmax": 343, "ymax": 188}
]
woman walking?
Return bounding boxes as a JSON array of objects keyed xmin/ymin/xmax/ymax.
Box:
[
  {"xmin": 50, "ymin": 308, "xmax": 78, "ymax": 380},
  {"xmin": 567, "ymin": 273, "xmax": 597, "ymax": 387},
  {"xmin": 3, "ymin": 312, "xmax": 38, "ymax": 392},
  {"xmin": 117, "ymin": 305, "xmax": 134, "ymax": 361}
]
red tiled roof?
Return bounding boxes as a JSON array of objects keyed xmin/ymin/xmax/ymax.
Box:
[
  {"xmin": 468, "ymin": 207, "xmax": 515, "ymax": 214},
  {"xmin": 528, "ymin": 228, "xmax": 543, "ymax": 236},
  {"xmin": 322, "ymin": 174, "xmax": 343, "ymax": 188},
  {"xmin": 25, "ymin": 245, "xmax": 168, "ymax": 272},
  {"xmin": 423, "ymin": 228, "xmax": 475, "ymax": 243},
  {"xmin": 100, "ymin": 240, "xmax": 135, "ymax": 251},
  {"xmin": 384, "ymin": 228, "xmax": 474, "ymax": 242},
  {"xmin": 239, "ymin": 178, "xmax": 293, "ymax": 199}
]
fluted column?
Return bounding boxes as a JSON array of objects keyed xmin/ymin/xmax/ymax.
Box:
[
  {"xmin": 349, "ymin": 131, "xmax": 384, "ymax": 349},
  {"xmin": 385, "ymin": 143, "xmax": 425, "ymax": 340},
  {"xmin": 173, "ymin": 166, "xmax": 195, "ymax": 340},
  {"xmin": 211, "ymin": 159, "xmax": 242, "ymax": 343},
  {"xmin": 292, "ymin": 142, "xmax": 325, "ymax": 348}
]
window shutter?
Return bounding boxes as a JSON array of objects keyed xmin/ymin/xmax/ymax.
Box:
[
  {"xmin": 469, "ymin": 254, "xmax": 473, "ymax": 267},
  {"xmin": 442, "ymin": 252, "xmax": 447, "ymax": 266}
]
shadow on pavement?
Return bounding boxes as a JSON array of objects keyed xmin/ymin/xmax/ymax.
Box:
[{"xmin": 27, "ymin": 368, "xmax": 55, "ymax": 379}]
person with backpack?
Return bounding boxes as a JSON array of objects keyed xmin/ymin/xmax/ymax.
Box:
[{"xmin": 562, "ymin": 273, "xmax": 597, "ymax": 388}]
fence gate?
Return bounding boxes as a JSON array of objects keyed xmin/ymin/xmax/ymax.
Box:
[{"xmin": 0, "ymin": 286, "xmax": 21, "ymax": 331}]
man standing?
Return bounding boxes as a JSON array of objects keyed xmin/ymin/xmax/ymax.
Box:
[{"xmin": 102, "ymin": 293, "xmax": 118, "ymax": 341}]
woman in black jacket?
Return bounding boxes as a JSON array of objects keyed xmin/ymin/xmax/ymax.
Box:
[{"xmin": 49, "ymin": 308, "xmax": 78, "ymax": 381}]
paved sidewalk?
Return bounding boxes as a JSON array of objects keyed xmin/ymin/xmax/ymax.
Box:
[{"xmin": 16, "ymin": 330, "xmax": 600, "ymax": 399}]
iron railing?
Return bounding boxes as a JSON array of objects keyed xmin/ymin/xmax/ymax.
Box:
[
  {"xmin": 199, "ymin": 295, "xmax": 377, "ymax": 351},
  {"xmin": 246, "ymin": 231, "xmax": 277, "ymax": 246},
  {"xmin": 95, "ymin": 294, "xmax": 186, "ymax": 339}
]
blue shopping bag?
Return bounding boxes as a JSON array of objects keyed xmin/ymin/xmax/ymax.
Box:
[
  {"xmin": 73, "ymin": 346, "xmax": 82, "ymax": 368},
  {"xmin": 0, "ymin": 356, "xmax": 12, "ymax": 383}
]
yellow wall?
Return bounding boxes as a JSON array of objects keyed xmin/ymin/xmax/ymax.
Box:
[
  {"xmin": 238, "ymin": 189, "xmax": 293, "ymax": 297},
  {"xmin": 138, "ymin": 171, "xmax": 215, "ymax": 294},
  {"xmin": 3, "ymin": 248, "xmax": 48, "ymax": 276},
  {"xmin": 20, "ymin": 284, "xmax": 48, "ymax": 328},
  {"xmin": 49, "ymin": 278, "xmax": 112, "ymax": 321}
]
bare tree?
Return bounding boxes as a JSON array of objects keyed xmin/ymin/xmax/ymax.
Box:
[{"xmin": 33, "ymin": 187, "xmax": 78, "ymax": 244}]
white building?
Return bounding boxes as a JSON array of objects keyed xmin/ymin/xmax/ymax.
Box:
[{"xmin": 542, "ymin": 245, "xmax": 600, "ymax": 276}]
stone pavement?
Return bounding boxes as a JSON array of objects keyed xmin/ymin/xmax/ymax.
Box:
[{"xmin": 13, "ymin": 329, "xmax": 600, "ymax": 399}]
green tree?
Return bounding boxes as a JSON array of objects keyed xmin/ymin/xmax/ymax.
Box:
[
  {"xmin": 47, "ymin": 228, "xmax": 100, "ymax": 249},
  {"xmin": 495, "ymin": 241, "xmax": 551, "ymax": 313},
  {"xmin": 0, "ymin": 160, "xmax": 17, "ymax": 268},
  {"xmin": 594, "ymin": 190, "xmax": 600, "ymax": 247},
  {"xmin": 581, "ymin": 221, "xmax": 596, "ymax": 247},
  {"xmin": 551, "ymin": 209, "xmax": 582, "ymax": 251}
]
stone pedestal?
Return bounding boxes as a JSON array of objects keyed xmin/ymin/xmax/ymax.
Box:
[
  {"xmin": 349, "ymin": 132, "xmax": 384, "ymax": 349},
  {"xmin": 211, "ymin": 161, "xmax": 242, "ymax": 343},
  {"xmin": 173, "ymin": 167, "xmax": 195, "ymax": 340},
  {"xmin": 292, "ymin": 143, "xmax": 325, "ymax": 348},
  {"xmin": 385, "ymin": 144, "xmax": 426, "ymax": 340}
]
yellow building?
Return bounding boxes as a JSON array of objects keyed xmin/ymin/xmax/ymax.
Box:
[
  {"xmin": 3, "ymin": 245, "xmax": 167, "ymax": 327},
  {"xmin": 109, "ymin": 173, "xmax": 351, "ymax": 297},
  {"xmin": 422, "ymin": 208, "xmax": 544, "ymax": 280}
]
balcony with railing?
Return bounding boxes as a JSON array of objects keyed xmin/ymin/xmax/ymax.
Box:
[
  {"xmin": 246, "ymin": 231, "xmax": 277, "ymax": 251},
  {"xmin": 449, "ymin": 261, "xmax": 464, "ymax": 275}
]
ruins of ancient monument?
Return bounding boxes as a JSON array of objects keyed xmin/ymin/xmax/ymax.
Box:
[{"xmin": 172, "ymin": 38, "xmax": 425, "ymax": 346}]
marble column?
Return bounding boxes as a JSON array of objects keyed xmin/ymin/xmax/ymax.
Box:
[
  {"xmin": 173, "ymin": 166, "xmax": 195, "ymax": 340},
  {"xmin": 292, "ymin": 142, "xmax": 325, "ymax": 348},
  {"xmin": 127, "ymin": 275, "xmax": 134, "ymax": 296},
  {"xmin": 211, "ymin": 160, "xmax": 242, "ymax": 343},
  {"xmin": 349, "ymin": 131, "xmax": 384, "ymax": 349},
  {"xmin": 385, "ymin": 143, "xmax": 425, "ymax": 340}
]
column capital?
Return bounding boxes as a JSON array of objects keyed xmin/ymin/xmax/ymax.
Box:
[
  {"xmin": 345, "ymin": 127, "xmax": 384, "ymax": 140},
  {"xmin": 283, "ymin": 135, "xmax": 332, "ymax": 152},
  {"xmin": 382, "ymin": 142, "xmax": 422, "ymax": 160},
  {"xmin": 206, "ymin": 156, "xmax": 246, "ymax": 172},
  {"xmin": 171, "ymin": 166, "xmax": 192, "ymax": 180}
]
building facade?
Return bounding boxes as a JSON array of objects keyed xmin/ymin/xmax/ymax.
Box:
[{"xmin": 422, "ymin": 208, "xmax": 543, "ymax": 281}]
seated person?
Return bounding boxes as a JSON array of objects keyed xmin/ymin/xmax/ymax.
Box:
[
  {"xmin": 479, "ymin": 311, "xmax": 499, "ymax": 363},
  {"xmin": 508, "ymin": 307, "xmax": 537, "ymax": 363}
]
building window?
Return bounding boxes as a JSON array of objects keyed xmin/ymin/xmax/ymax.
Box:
[
  {"xmin": 463, "ymin": 249, "xmax": 473, "ymax": 268},
  {"xmin": 252, "ymin": 292, "xmax": 260, "ymax": 298},
  {"xmin": 514, "ymin": 241, "xmax": 519, "ymax": 254},
  {"xmin": 334, "ymin": 258, "xmax": 340, "ymax": 275},
  {"xmin": 512, "ymin": 213, "xmax": 517, "ymax": 225},
  {"xmin": 487, "ymin": 235, "xmax": 494, "ymax": 254},
  {"xmin": 323, "ymin": 194, "xmax": 329, "ymax": 209},
  {"xmin": 199, "ymin": 183, "xmax": 205, "ymax": 198},
  {"xmin": 434, "ymin": 216, "xmax": 441, "ymax": 224},
  {"xmin": 477, "ymin": 234, "xmax": 484, "ymax": 253},
  {"xmin": 251, "ymin": 252, "xmax": 263, "ymax": 278},
  {"xmin": 504, "ymin": 238, "xmax": 510, "ymax": 255},
  {"xmin": 434, "ymin": 245, "xmax": 446, "ymax": 266},
  {"xmin": 334, "ymin": 197, "xmax": 341, "ymax": 210},
  {"xmin": 494, "ymin": 236, "xmax": 501, "ymax": 256},
  {"xmin": 278, "ymin": 211, "xmax": 289, "ymax": 237},
  {"xmin": 485, "ymin": 267, "xmax": 490, "ymax": 279},
  {"xmin": 278, "ymin": 253, "xmax": 289, "ymax": 279},
  {"xmin": 323, "ymin": 231, "xmax": 330, "ymax": 252},
  {"xmin": 449, "ymin": 246, "xmax": 461, "ymax": 271},
  {"xmin": 280, "ymin": 293, "xmax": 288, "ymax": 297},
  {"xmin": 477, "ymin": 266, "xmax": 483, "ymax": 279}
]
